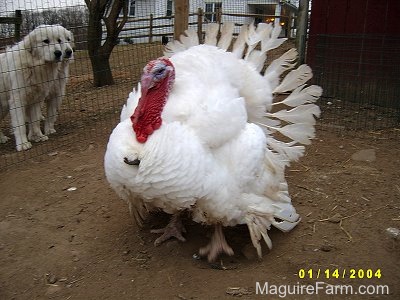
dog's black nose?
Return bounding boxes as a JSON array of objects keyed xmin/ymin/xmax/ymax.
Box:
[
  {"xmin": 54, "ymin": 50, "xmax": 62, "ymax": 58},
  {"xmin": 65, "ymin": 49, "xmax": 73, "ymax": 58}
]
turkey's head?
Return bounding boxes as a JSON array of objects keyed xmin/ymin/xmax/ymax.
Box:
[{"xmin": 131, "ymin": 58, "xmax": 175, "ymax": 143}]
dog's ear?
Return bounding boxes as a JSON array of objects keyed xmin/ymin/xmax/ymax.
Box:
[{"xmin": 66, "ymin": 29, "xmax": 75, "ymax": 50}]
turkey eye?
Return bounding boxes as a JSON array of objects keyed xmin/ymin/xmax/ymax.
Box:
[{"xmin": 43, "ymin": 39, "xmax": 50, "ymax": 44}]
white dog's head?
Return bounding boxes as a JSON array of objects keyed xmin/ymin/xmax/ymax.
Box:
[{"xmin": 24, "ymin": 24, "xmax": 74, "ymax": 63}]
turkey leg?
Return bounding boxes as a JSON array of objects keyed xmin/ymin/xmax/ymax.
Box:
[
  {"xmin": 151, "ymin": 213, "xmax": 186, "ymax": 246},
  {"xmin": 199, "ymin": 224, "xmax": 234, "ymax": 262}
]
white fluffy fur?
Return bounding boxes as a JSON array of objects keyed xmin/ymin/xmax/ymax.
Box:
[{"xmin": 0, "ymin": 24, "xmax": 74, "ymax": 151}]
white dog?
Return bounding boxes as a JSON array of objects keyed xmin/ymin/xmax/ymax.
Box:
[{"xmin": 0, "ymin": 24, "xmax": 74, "ymax": 151}]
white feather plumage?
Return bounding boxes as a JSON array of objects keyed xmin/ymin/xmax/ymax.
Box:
[
  {"xmin": 204, "ymin": 23, "xmax": 219, "ymax": 46},
  {"xmin": 274, "ymin": 84, "xmax": 323, "ymax": 107},
  {"xmin": 273, "ymin": 64, "xmax": 313, "ymax": 93},
  {"xmin": 217, "ymin": 22, "xmax": 234, "ymax": 50},
  {"xmin": 105, "ymin": 21, "xmax": 322, "ymax": 260}
]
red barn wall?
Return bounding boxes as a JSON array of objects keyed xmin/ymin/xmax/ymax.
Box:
[
  {"xmin": 308, "ymin": 0, "xmax": 400, "ymax": 65},
  {"xmin": 307, "ymin": 0, "xmax": 400, "ymax": 108}
]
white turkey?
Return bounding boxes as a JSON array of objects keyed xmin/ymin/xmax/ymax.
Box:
[{"xmin": 104, "ymin": 21, "xmax": 322, "ymax": 261}]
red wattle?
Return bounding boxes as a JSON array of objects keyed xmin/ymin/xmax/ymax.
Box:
[{"xmin": 130, "ymin": 58, "xmax": 174, "ymax": 143}]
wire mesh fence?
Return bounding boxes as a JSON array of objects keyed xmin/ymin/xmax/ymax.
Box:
[
  {"xmin": 309, "ymin": 34, "xmax": 400, "ymax": 136},
  {"xmin": 0, "ymin": 0, "xmax": 398, "ymax": 170},
  {"xmin": 0, "ymin": 1, "xmax": 164, "ymax": 169},
  {"xmin": 0, "ymin": 0, "xmax": 299, "ymax": 170}
]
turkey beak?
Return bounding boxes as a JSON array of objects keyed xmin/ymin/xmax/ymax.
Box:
[{"xmin": 140, "ymin": 74, "xmax": 154, "ymax": 97}]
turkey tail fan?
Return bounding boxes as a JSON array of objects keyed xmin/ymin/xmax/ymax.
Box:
[
  {"xmin": 261, "ymin": 67, "xmax": 322, "ymax": 163},
  {"xmin": 162, "ymin": 20, "xmax": 322, "ymax": 162},
  {"xmin": 243, "ymin": 21, "xmax": 287, "ymax": 71},
  {"xmin": 164, "ymin": 20, "xmax": 287, "ymax": 69}
]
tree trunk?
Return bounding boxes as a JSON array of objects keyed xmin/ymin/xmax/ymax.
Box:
[
  {"xmin": 89, "ymin": 51, "xmax": 114, "ymax": 86},
  {"xmin": 85, "ymin": 0, "xmax": 128, "ymax": 87}
]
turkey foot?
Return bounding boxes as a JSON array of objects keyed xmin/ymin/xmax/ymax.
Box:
[
  {"xmin": 199, "ymin": 224, "xmax": 234, "ymax": 262},
  {"xmin": 151, "ymin": 213, "xmax": 186, "ymax": 246}
]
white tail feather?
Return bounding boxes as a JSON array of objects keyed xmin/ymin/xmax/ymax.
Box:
[
  {"xmin": 120, "ymin": 84, "xmax": 140, "ymax": 121},
  {"xmin": 180, "ymin": 28, "xmax": 199, "ymax": 48},
  {"xmin": 232, "ymin": 24, "xmax": 248, "ymax": 58},
  {"xmin": 267, "ymin": 138, "xmax": 305, "ymax": 162},
  {"xmin": 266, "ymin": 104, "xmax": 321, "ymax": 125},
  {"xmin": 273, "ymin": 64, "xmax": 313, "ymax": 93},
  {"xmin": 245, "ymin": 22, "xmax": 274, "ymax": 63},
  {"xmin": 271, "ymin": 123, "xmax": 316, "ymax": 145},
  {"xmin": 264, "ymin": 48, "xmax": 298, "ymax": 91},
  {"xmin": 204, "ymin": 23, "xmax": 219, "ymax": 46},
  {"xmin": 274, "ymin": 85, "xmax": 323, "ymax": 107},
  {"xmin": 247, "ymin": 50, "xmax": 267, "ymax": 72},
  {"xmin": 261, "ymin": 23, "xmax": 286, "ymax": 53},
  {"xmin": 265, "ymin": 48, "xmax": 298, "ymax": 76},
  {"xmin": 217, "ymin": 23, "xmax": 234, "ymax": 50},
  {"xmin": 164, "ymin": 29, "xmax": 199, "ymax": 57},
  {"xmin": 164, "ymin": 40, "xmax": 186, "ymax": 57}
]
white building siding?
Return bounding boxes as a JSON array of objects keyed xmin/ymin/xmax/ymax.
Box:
[{"xmin": 118, "ymin": 0, "xmax": 295, "ymax": 43}]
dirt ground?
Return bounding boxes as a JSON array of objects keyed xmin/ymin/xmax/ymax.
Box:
[{"xmin": 0, "ymin": 126, "xmax": 399, "ymax": 299}]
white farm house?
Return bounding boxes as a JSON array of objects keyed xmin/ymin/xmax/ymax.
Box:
[{"xmin": 119, "ymin": 0, "xmax": 298, "ymax": 43}]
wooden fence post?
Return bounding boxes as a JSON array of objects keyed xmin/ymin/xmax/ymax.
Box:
[
  {"xmin": 216, "ymin": 7, "xmax": 222, "ymax": 24},
  {"xmin": 174, "ymin": 0, "xmax": 189, "ymax": 39},
  {"xmin": 296, "ymin": 0, "xmax": 309, "ymax": 64},
  {"xmin": 197, "ymin": 8, "xmax": 203, "ymax": 44},
  {"xmin": 15, "ymin": 10, "xmax": 22, "ymax": 41},
  {"xmin": 149, "ymin": 14, "xmax": 153, "ymax": 43}
]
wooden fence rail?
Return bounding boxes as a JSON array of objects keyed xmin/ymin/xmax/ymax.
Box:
[
  {"xmin": 118, "ymin": 9, "xmax": 296, "ymax": 42},
  {"xmin": 1, "ymin": 9, "xmax": 296, "ymax": 48},
  {"xmin": 0, "ymin": 10, "xmax": 22, "ymax": 49}
]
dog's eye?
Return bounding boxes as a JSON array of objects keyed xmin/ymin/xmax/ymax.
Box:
[
  {"xmin": 43, "ymin": 39, "xmax": 50, "ymax": 44},
  {"xmin": 67, "ymin": 38, "xmax": 71, "ymax": 41},
  {"xmin": 58, "ymin": 38, "xmax": 62, "ymax": 43}
]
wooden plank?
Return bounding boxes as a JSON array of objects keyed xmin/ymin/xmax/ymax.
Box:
[
  {"xmin": 174, "ymin": 0, "xmax": 189, "ymax": 39},
  {"xmin": 0, "ymin": 17, "xmax": 20, "ymax": 24}
]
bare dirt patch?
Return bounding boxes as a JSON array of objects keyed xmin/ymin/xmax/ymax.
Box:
[{"xmin": 0, "ymin": 128, "xmax": 399, "ymax": 299}]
